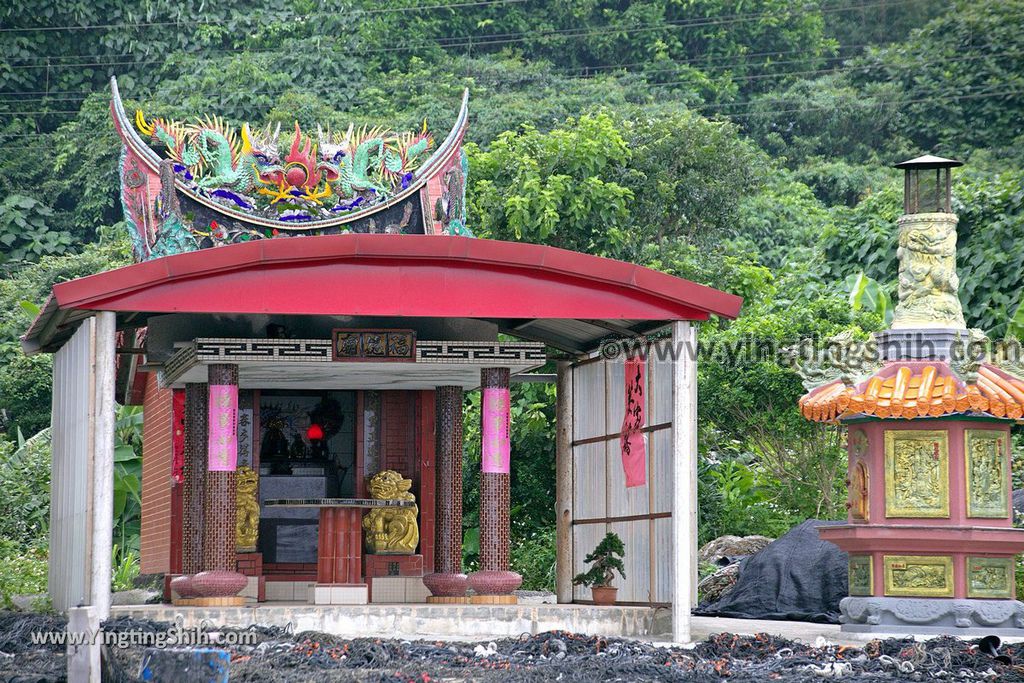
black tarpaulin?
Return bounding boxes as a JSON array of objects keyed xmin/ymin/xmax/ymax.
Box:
[{"xmin": 694, "ymin": 519, "xmax": 848, "ymax": 624}]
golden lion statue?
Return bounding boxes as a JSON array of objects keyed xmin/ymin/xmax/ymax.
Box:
[
  {"xmin": 236, "ymin": 466, "xmax": 260, "ymax": 552},
  {"xmin": 362, "ymin": 470, "xmax": 419, "ymax": 554}
]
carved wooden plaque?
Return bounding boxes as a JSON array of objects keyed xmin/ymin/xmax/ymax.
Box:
[
  {"xmin": 967, "ymin": 557, "xmax": 1014, "ymax": 598},
  {"xmin": 848, "ymin": 555, "xmax": 873, "ymax": 596},
  {"xmin": 883, "ymin": 555, "xmax": 954, "ymax": 597},
  {"xmin": 884, "ymin": 430, "xmax": 949, "ymax": 518},
  {"xmin": 965, "ymin": 429, "xmax": 1009, "ymax": 518},
  {"xmin": 332, "ymin": 329, "xmax": 416, "ymax": 362}
]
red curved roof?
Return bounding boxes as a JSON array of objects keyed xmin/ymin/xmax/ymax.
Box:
[{"xmin": 23, "ymin": 234, "xmax": 742, "ymax": 353}]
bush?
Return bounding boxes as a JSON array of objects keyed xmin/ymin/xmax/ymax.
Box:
[
  {"xmin": 0, "ymin": 429, "xmax": 51, "ymax": 548},
  {"xmin": 0, "ymin": 539, "xmax": 48, "ymax": 608},
  {"xmin": 510, "ymin": 527, "xmax": 557, "ymax": 592}
]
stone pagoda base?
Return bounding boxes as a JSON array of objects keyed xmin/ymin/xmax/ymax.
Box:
[{"xmin": 840, "ymin": 596, "xmax": 1024, "ymax": 636}]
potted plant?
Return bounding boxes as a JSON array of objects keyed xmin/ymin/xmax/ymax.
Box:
[{"xmin": 572, "ymin": 532, "xmax": 626, "ymax": 605}]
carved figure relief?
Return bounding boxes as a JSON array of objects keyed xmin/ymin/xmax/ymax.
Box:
[
  {"xmin": 850, "ymin": 460, "xmax": 870, "ymax": 521},
  {"xmin": 362, "ymin": 470, "xmax": 419, "ymax": 554},
  {"xmin": 883, "ymin": 555, "xmax": 954, "ymax": 597},
  {"xmin": 236, "ymin": 466, "xmax": 260, "ymax": 552},
  {"xmin": 891, "ymin": 213, "xmax": 966, "ymax": 329},
  {"xmin": 848, "ymin": 556, "xmax": 873, "ymax": 596},
  {"xmin": 965, "ymin": 429, "xmax": 1009, "ymax": 518},
  {"xmin": 967, "ymin": 557, "xmax": 1014, "ymax": 599},
  {"xmin": 884, "ymin": 430, "xmax": 949, "ymax": 518}
]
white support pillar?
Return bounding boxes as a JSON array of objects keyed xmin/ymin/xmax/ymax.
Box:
[
  {"xmin": 89, "ymin": 311, "xmax": 116, "ymax": 621},
  {"xmin": 555, "ymin": 360, "xmax": 574, "ymax": 603},
  {"xmin": 671, "ymin": 321, "xmax": 698, "ymax": 643}
]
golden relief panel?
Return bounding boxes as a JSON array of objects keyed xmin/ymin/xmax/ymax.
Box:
[
  {"xmin": 884, "ymin": 430, "xmax": 949, "ymax": 518},
  {"xmin": 236, "ymin": 466, "xmax": 259, "ymax": 552},
  {"xmin": 967, "ymin": 557, "xmax": 1014, "ymax": 599},
  {"xmin": 848, "ymin": 555, "xmax": 873, "ymax": 596},
  {"xmin": 965, "ymin": 429, "xmax": 1009, "ymax": 518},
  {"xmin": 883, "ymin": 555, "xmax": 954, "ymax": 597}
]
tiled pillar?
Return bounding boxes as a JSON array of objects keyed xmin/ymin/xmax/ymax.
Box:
[
  {"xmin": 171, "ymin": 382, "xmax": 208, "ymax": 599},
  {"xmin": 468, "ymin": 368, "xmax": 522, "ymax": 602},
  {"xmin": 192, "ymin": 364, "xmax": 246, "ymax": 599},
  {"xmin": 423, "ymin": 386, "xmax": 469, "ymax": 601},
  {"xmin": 181, "ymin": 383, "xmax": 207, "ymax": 576}
]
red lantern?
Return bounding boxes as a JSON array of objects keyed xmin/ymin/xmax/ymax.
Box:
[{"xmin": 306, "ymin": 423, "xmax": 324, "ymax": 441}]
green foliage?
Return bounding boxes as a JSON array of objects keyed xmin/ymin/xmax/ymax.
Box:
[
  {"xmin": 0, "ymin": 539, "xmax": 48, "ymax": 608},
  {"xmin": 845, "ymin": 272, "xmax": 893, "ymax": 326},
  {"xmin": 0, "ymin": 430, "xmax": 52, "ymax": 547},
  {"xmin": 702, "ymin": 460, "xmax": 796, "ymax": 539},
  {"xmin": 114, "ymin": 406, "xmax": 144, "ymax": 556},
  {"xmin": 470, "ymin": 110, "xmax": 764, "ymax": 261},
  {"xmin": 572, "ymin": 532, "xmax": 626, "ymax": 589},
  {"xmin": 510, "ymin": 528, "xmax": 556, "ymax": 592},
  {"xmin": 0, "ymin": 195, "xmax": 73, "ymax": 269},
  {"xmin": 111, "ymin": 545, "xmax": 140, "ymax": 593}
]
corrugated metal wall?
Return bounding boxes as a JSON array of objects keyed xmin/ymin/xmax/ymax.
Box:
[
  {"xmin": 49, "ymin": 318, "xmax": 95, "ymax": 612},
  {"xmin": 570, "ymin": 341, "xmax": 674, "ymax": 605}
]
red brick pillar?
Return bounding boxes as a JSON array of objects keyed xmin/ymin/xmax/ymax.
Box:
[
  {"xmin": 192, "ymin": 364, "xmax": 247, "ymax": 600},
  {"xmin": 468, "ymin": 369, "xmax": 521, "ymax": 602},
  {"xmin": 170, "ymin": 383, "xmax": 208, "ymax": 600},
  {"xmin": 423, "ymin": 386, "xmax": 469, "ymax": 601}
]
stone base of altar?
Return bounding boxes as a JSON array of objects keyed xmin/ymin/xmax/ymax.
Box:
[
  {"xmin": 840, "ymin": 596, "xmax": 1024, "ymax": 635},
  {"xmin": 308, "ymin": 583, "xmax": 369, "ymax": 605},
  {"xmin": 426, "ymin": 596, "xmax": 471, "ymax": 604}
]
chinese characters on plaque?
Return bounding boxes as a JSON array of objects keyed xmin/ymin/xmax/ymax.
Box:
[
  {"xmin": 208, "ymin": 384, "xmax": 238, "ymax": 472},
  {"xmin": 237, "ymin": 408, "xmax": 253, "ymax": 469},
  {"xmin": 481, "ymin": 386, "xmax": 510, "ymax": 474},
  {"xmin": 620, "ymin": 355, "xmax": 646, "ymax": 487}
]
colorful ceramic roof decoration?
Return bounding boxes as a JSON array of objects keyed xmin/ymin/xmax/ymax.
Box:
[
  {"xmin": 110, "ymin": 76, "xmax": 471, "ymax": 262},
  {"xmin": 800, "ymin": 358, "xmax": 1024, "ymax": 422}
]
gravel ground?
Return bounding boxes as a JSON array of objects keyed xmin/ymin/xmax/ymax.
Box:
[{"xmin": 2, "ymin": 611, "xmax": 1024, "ymax": 682}]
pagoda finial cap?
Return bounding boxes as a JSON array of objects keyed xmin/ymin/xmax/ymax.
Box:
[{"xmin": 894, "ymin": 154, "xmax": 963, "ymax": 170}]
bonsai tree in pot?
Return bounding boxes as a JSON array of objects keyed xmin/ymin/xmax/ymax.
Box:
[{"xmin": 572, "ymin": 532, "xmax": 626, "ymax": 605}]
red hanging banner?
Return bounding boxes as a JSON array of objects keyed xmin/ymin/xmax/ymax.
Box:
[{"xmin": 620, "ymin": 355, "xmax": 647, "ymax": 487}]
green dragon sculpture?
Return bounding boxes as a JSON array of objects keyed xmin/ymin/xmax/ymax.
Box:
[
  {"xmin": 136, "ymin": 111, "xmax": 283, "ymax": 194},
  {"xmin": 317, "ymin": 124, "xmax": 433, "ymax": 204}
]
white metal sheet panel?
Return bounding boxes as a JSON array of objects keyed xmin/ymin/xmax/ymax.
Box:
[
  {"xmin": 571, "ymin": 361, "xmax": 605, "ymax": 441},
  {"xmin": 653, "ymin": 516, "xmax": 674, "ymax": 603},
  {"xmin": 48, "ymin": 318, "xmax": 94, "ymax": 613},
  {"xmin": 610, "ymin": 520, "xmax": 651, "ymax": 603},
  {"xmin": 606, "ymin": 439, "xmax": 649, "ymax": 518},
  {"xmin": 650, "ymin": 429, "xmax": 673, "ymax": 514},
  {"xmin": 572, "ymin": 442, "xmax": 606, "ymax": 520},
  {"xmin": 649, "ymin": 342, "xmax": 674, "ymax": 426},
  {"xmin": 604, "ymin": 358, "xmax": 626, "ymax": 434}
]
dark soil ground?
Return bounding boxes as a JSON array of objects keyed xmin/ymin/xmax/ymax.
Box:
[{"xmin": 2, "ymin": 611, "xmax": 1023, "ymax": 682}]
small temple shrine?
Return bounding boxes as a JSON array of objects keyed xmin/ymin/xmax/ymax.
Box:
[
  {"xmin": 23, "ymin": 76, "xmax": 742, "ymax": 644},
  {"xmin": 799, "ymin": 156, "xmax": 1024, "ymax": 634}
]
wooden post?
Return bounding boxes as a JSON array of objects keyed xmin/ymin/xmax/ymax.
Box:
[
  {"xmin": 90, "ymin": 311, "xmax": 116, "ymax": 621},
  {"xmin": 671, "ymin": 321, "xmax": 697, "ymax": 643},
  {"xmin": 555, "ymin": 360, "xmax": 574, "ymax": 603}
]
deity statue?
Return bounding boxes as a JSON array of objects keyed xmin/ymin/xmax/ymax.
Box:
[
  {"xmin": 362, "ymin": 470, "xmax": 419, "ymax": 555},
  {"xmin": 236, "ymin": 466, "xmax": 260, "ymax": 552}
]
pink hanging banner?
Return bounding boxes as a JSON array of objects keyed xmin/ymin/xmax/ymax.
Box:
[
  {"xmin": 208, "ymin": 384, "xmax": 238, "ymax": 472},
  {"xmin": 620, "ymin": 355, "xmax": 647, "ymax": 487},
  {"xmin": 481, "ymin": 386, "xmax": 511, "ymax": 474}
]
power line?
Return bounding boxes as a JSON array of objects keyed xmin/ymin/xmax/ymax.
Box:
[
  {"xmin": 2, "ymin": 47, "xmax": 1017, "ymax": 110},
  {"xmin": 1, "ymin": 82, "xmax": 1017, "ymax": 125}
]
